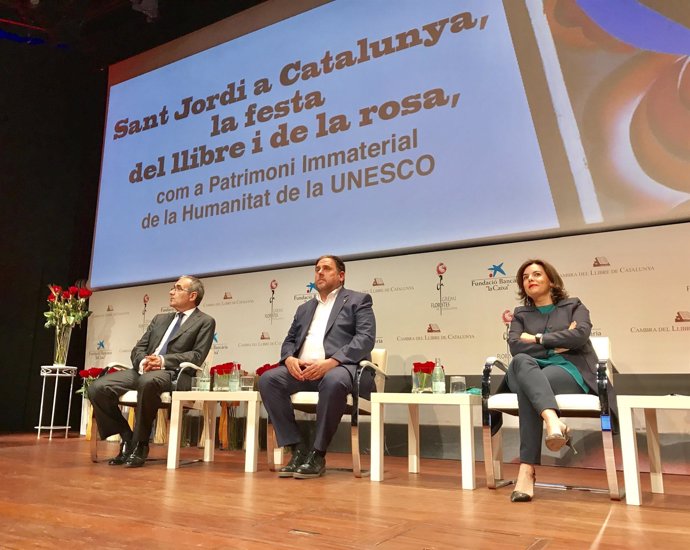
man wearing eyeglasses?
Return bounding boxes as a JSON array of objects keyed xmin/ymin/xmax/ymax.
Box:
[{"xmin": 88, "ymin": 275, "xmax": 215, "ymax": 468}]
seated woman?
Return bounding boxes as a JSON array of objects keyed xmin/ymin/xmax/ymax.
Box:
[{"xmin": 504, "ymin": 259, "xmax": 608, "ymax": 502}]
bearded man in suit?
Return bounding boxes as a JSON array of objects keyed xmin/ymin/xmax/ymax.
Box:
[
  {"xmin": 259, "ymin": 255, "xmax": 376, "ymax": 479},
  {"xmin": 89, "ymin": 275, "xmax": 215, "ymax": 468}
]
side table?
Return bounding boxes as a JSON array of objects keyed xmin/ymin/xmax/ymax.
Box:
[
  {"xmin": 35, "ymin": 365, "xmax": 77, "ymax": 439},
  {"xmin": 370, "ymin": 392, "xmax": 481, "ymax": 489},
  {"xmin": 167, "ymin": 390, "xmax": 261, "ymax": 472},
  {"xmin": 618, "ymin": 394, "xmax": 690, "ymax": 505}
]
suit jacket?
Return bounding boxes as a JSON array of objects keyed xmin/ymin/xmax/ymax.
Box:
[
  {"xmin": 280, "ymin": 288, "xmax": 376, "ymax": 376},
  {"xmin": 504, "ymin": 297, "xmax": 617, "ymax": 418},
  {"xmin": 131, "ymin": 308, "xmax": 216, "ymax": 372}
]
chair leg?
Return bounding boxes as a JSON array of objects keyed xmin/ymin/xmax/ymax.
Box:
[
  {"xmin": 601, "ymin": 428, "xmax": 623, "ymax": 501},
  {"xmin": 90, "ymin": 414, "xmax": 99, "ymax": 463},
  {"xmin": 266, "ymin": 422, "xmax": 281, "ymax": 471},
  {"xmin": 483, "ymin": 425, "xmax": 510, "ymax": 489},
  {"xmin": 351, "ymin": 424, "xmax": 362, "ymax": 478}
]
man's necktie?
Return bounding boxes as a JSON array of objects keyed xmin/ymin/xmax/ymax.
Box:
[{"xmin": 159, "ymin": 312, "xmax": 184, "ymax": 355}]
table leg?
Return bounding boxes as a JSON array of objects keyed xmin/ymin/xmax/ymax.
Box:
[
  {"xmin": 167, "ymin": 399, "xmax": 184, "ymax": 469},
  {"xmin": 49, "ymin": 371, "xmax": 59, "ymax": 440},
  {"xmin": 371, "ymin": 401, "xmax": 384, "ymax": 481},
  {"xmin": 203, "ymin": 401, "xmax": 216, "ymax": 463},
  {"xmin": 37, "ymin": 375, "xmax": 47, "ymax": 439},
  {"xmin": 244, "ymin": 399, "xmax": 259, "ymax": 473},
  {"xmin": 460, "ymin": 402, "xmax": 476, "ymax": 490},
  {"xmin": 644, "ymin": 409, "xmax": 664, "ymax": 494},
  {"xmin": 408, "ymin": 404, "xmax": 420, "ymax": 474},
  {"xmin": 65, "ymin": 373, "xmax": 75, "ymax": 438},
  {"xmin": 619, "ymin": 403, "xmax": 641, "ymax": 505}
]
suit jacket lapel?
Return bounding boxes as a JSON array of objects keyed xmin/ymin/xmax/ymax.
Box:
[
  {"xmin": 297, "ymin": 299, "xmax": 319, "ymax": 347},
  {"xmin": 325, "ymin": 288, "xmax": 348, "ymax": 335}
]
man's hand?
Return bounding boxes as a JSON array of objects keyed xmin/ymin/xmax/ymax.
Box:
[
  {"xmin": 143, "ymin": 355, "xmax": 163, "ymax": 372},
  {"xmin": 301, "ymin": 358, "xmax": 339, "ymax": 381},
  {"xmin": 285, "ymin": 356, "xmax": 306, "ymax": 381},
  {"xmin": 519, "ymin": 332, "xmax": 537, "ymax": 343}
]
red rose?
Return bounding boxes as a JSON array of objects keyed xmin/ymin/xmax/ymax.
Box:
[
  {"xmin": 413, "ymin": 361, "xmax": 435, "ymax": 374},
  {"xmin": 69, "ymin": 286, "xmax": 79, "ymax": 295},
  {"xmin": 256, "ymin": 362, "xmax": 280, "ymax": 376},
  {"xmin": 48, "ymin": 294, "xmax": 56, "ymax": 302},
  {"xmin": 88, "ymin": 367, "xmax": 103, "ymax": 378},
  {"xmin": 51, "ymin": 285, "xmax": 62, "ymax": 294},
  {"xmin": 78, "ymin": 288, "xmax": 93, "ymax": 298},
  {"xmin": 62, "ymin": 291, "xmax": 71, "ymax": 300},
  {"xmin": 79, "ymin": 370, "xmax": 90, "ymax": 378}
]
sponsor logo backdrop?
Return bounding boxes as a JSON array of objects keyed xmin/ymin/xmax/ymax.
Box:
[{"xmin": 85, "ymin": 223, "xmax": 690, "ymax": 435}]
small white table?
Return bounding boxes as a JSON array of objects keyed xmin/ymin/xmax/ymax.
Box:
[
  {"xmin": 618, "ymin": 394, "xmax": 690, "ymax": 505},
  {"xmin": 35, "ymin": 365, "xmax": 77, "ymax": 439},
  {"xmin": 370, "ymin": 392, "xmax": 481, "ymax": 489},
  {"xmin": 167, "ymin": 390, "xmax": 261, "ymax": 472}
]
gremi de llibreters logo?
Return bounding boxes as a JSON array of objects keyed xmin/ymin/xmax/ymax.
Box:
[
  {"xmin": 267, "ymin": 279, "xmax": 281, "ymax": 323},
  {"xmin": 432, "ymin": 262, "xmax": 458, "ymax": 314}
]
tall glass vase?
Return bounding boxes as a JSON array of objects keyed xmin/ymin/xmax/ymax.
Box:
[{"xmin": 53, "ymin": 324, "xmax": 72, "ymax": 366}]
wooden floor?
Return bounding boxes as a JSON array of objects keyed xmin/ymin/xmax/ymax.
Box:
[{"xmin": 2, "ymin": 434, "xmax": 690, "ymax": 549}]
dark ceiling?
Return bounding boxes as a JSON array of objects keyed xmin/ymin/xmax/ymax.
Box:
[{"xmin": 0, "ymin": 0, "xmax": 266, "ymax": 68}]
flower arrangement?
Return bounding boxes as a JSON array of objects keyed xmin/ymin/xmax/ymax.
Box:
[
  {"xmin": 44, "ymin": 284, "xmax": 93, "ymax": 365},
  {"xmin": 412, "ymin": 361, "xmax": 435, "ymax": 393},
  {"xmin": 210, "ymin": 362, "xmax": 242, "ymax": 391},
  {"xmin": 77, "ymin": 367, "xmax": 105, "ymax": 398},
  {"xmin": 44, "ymin": 284, "xmax": 93, "ymax": 329},
  {"xmin": 256, "ymin": 362, "xmax": 280, "ymax": 376}
]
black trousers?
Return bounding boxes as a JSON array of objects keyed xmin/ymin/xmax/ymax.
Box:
[
  {"xmin": 88, "ymin": 368, "xmax": 190, "ymax": 443},
  {"xmin": 504, "ymin": 353, "xmax": 584, "ymax": 464},
  {"xmin": 258, "ymin": 365, "xmax": 373, "ymax": 452}
]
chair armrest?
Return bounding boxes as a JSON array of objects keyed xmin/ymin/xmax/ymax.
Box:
[
  {"xmin": 358, "ymin": 359, "xmax": 387, "ymax": 379},
  {"xmin": 482, "ymin": 356, "xmax": 508, "ymax": 433},
  {"xmin": 596, "ymin": 358, "xmax": 613, "ymax": 419},
  {"xmin": 482, "ymin": 357, "xmax": 508, "ymax": 398},
  {"xmin": 179, "ymin": 362, "xmax": 202, "ymax": 376},
  {"xmin": 106, "ymin": 361, "xmax": 132, "ymax": 370},
  {"xmin": 171, "ymin": 362, "xmax": 202, "ymax": 391}
]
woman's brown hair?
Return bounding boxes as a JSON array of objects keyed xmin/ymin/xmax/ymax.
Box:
[{"xmin": 516, "ymin": 259, "xmax": 569, "ymax": 306}]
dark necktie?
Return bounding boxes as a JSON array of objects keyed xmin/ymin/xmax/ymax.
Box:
[{"xmin": 159, "ymin": 312, "xmax": 184, "ymax": 355}]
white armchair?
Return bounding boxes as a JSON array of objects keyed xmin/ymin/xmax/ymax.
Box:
[
  {"xmin": 266, "ymin": 348, "xmax": 388, "ymax": 477},
  {"xmin": 481, "ymin": 337, "xmax": 622, "ymax": 500}
]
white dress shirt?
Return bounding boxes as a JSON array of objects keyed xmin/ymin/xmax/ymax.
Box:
[{"xmin": 298, "ymin": 287, "xmax": 341, "ymax": 361}]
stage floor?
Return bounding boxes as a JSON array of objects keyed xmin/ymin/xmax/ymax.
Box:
[{"xmin": 1, "ymin": 433, "xmax": 690, "ymax": 549}]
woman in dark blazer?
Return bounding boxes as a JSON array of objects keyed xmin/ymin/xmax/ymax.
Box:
[{"xmin": 505, "ymin": 259, "xmax": 604, "ymax": 502}]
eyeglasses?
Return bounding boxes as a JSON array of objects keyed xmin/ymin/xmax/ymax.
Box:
[{"xmin": 170, "ymin": 286, "xmax": 192, "ymax": 293}]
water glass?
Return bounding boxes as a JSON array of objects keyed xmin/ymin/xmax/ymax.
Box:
[
  {"xmin": 197, "ymin": 376, "xmax": 211, "ymax": 392},
  {"xmin": 228, "ymin": 370, "xmax": 241, "ymax": 391},
  {"xmin": 449, "ymin": 376, "xmax": 467, "ymax": 393},
  {"xmin": 240, "ymin": 375, "xmax": 255, "ymax": 391}
]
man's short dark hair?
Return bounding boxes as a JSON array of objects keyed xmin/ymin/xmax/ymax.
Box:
[
  {"xmin": 316, "ymin": 255, "xmax": 346, "ymax": 273},
  {"xmin": 180, "ymin": 275, "xmax": 204, "ymax": 306}
]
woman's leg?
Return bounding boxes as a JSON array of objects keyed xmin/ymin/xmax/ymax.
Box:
[{"xmin": 505, "ymin": 355, "xmax": 584, "ymax": 499}]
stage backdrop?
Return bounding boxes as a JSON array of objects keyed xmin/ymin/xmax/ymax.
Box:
[{"xmin": 83, "ymin": 222, "xmax": 690, "ymax": 469}]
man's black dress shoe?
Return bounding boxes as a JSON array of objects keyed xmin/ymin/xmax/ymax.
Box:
[
  {"xmin": 124, "ymin": 442, "xmax": 149, "ymax": 468},
  {"xmin": 278, "ymin": 447, "xmax": 307, "ymax": 478},
  {"xmin": 108, "ymin": 440, "xmax": 134, "ymax": 466},
  {"xmin": 293, "ymin": 451, "xmax": 326, "ymax": 479}
]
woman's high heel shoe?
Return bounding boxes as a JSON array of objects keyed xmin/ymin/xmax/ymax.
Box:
[
  {"xmin": 545, "ymin": 425, "xmax": 577, "ymax": 454},
  {"xmin": 511, "ymin": 471, "xmax": 536, "ymax": 502}
]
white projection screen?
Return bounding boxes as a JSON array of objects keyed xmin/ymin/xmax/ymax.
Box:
[{"xmin": 89, "ymin": 0, "xmax": 690, "ymax": 289}]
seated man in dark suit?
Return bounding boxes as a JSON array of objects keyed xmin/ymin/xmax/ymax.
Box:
[
  {"xmin": 259, "ymin": 255, "xmax": 376, "ymax": 478},
  {"xmin": 88, "ymin": 275, "xmax": 215, "ymax": 468}
]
